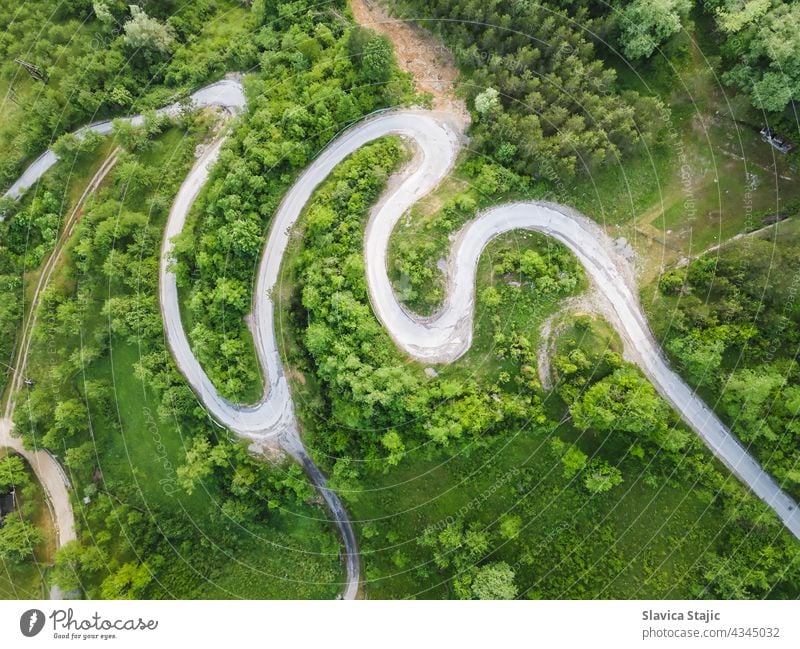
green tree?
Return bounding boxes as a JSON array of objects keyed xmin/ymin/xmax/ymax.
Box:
[
  {"xmin": 474, "ymin": 88, "xmax": 500, "ymax": 117},
  {"xmin": 381, "ymin": 430, "xmax": 406, "ymax": 467},
  {"xmin": 0, "ymin": 455, "xmax": 28, "ymax": 491},
  {"xmin": 0, "ymin": 515, "xmax": 43, "ymax": 562},
  {"xmin": 176, "ymin": 437, "xmax": 229, "ymax": 495},
  {"xmin": 617, "ymin": 0, "xmax": 692, "ymax": 60},
  {"xmin": 362, "ymin": 34, "xmax": 394, "ymax": 84},
  {"xmin": 470, "ymin": 562, "xmax": 518, "ymax": 600},
  {"xmin": 714, "ymin": 0, "xmax": 800, "ymax": 112},
  {"xmin": 100, "ymin": 561, "xmax": 153, "ymax": 599},
  {"xmin": 583, "ymin": 461, "xmax": 624, "ymax": 494},
  {"xmin": 123, "ymin": 6, "xmax": 174, "ymax": 57}
]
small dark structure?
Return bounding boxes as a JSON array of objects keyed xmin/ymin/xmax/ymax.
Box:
[
  {"xmin": 0, "ymin": 489, "xmax": 17, "ymax": 526},
  {"xmin": 760, "ymin": 127, "xmax": 794, "ymax": 154},
  {"xmin": 762, "ymin": 212, "xmax": 790, "ymax": 226}
]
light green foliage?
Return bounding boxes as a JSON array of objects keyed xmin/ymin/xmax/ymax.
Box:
[
  {"xmin": 571, "ymin": 366, "xmax": 690, "ymax": 454},
  {"xmin": 381, "ymin": 430, "xmax": 406, "ymax": 467},
  {"xmin": 722, "ymin": 367, "xmax": 794, "ymax": 444},
  {"xmin": 100, "ymin": 561, "xmax": 153, "ymax": 600},
  {"xmin": 123, "ymin": 6, "xmax": 175, "ymax": 56},
  {"xmin": 715, "ymin": 0, "xmax": 771, "ymax": 33},
  {"xmin": 665, "ymin": 332, "xmax": 725, "ymax": 387},
  {"xmin": 0, "ymin": 515, "xmax": 43, "ymax": 563},
  {"xmin": 549, "ymin": 437, "xmax": 588, "ymax": 479},
  {"xmin": 92, "ymin": 1, "xmax": 115, "ymax": 25},
  {"xmin": 617, "ymin": 0, "xmax": 692, "ymax": 60},
  {"xmin": 176, "ymin": 436, "xmax": 230, "ymax": 495},
  {"xmin": 474, "ymin": 88, "xmax": 500, "ymax": 117},
  {"xmin": 471, "ymin": 562, "xmax": 518, "ymax": 600},
  {"xmin": 583, "ymin": 460, "xmax": 624, "ymax": 494},
  {"xmin": 0, "ymin": 455, "xmax": 28, "ymax": 491},
  {"xmin": 711, "ymin": 0, "xmax": 800, "ymax": 111},
  {"xmin": 652, "ymin": 232, "xmax": 800, "ymax": 500}
]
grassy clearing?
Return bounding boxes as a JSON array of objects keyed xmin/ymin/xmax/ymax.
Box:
[
  {"xmin": 350, "ymin": 430, "xmax": 729, "ymax": 599},
  {"xmin": 613, "ymin": 22, "xmax": 800, "ymax": 283},
  {"xmin": 348, "ymin": 314, "xmax": 731, "ymax": 599}
]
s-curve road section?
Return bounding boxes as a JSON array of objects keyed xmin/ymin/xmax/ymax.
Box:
[
  {"xmin": 163, "ymin": 104, "xmax": 800, "ymax": 545},
  {"xmin": 10, "ymin": 77, "xmax": 797, "ymax": 604}
]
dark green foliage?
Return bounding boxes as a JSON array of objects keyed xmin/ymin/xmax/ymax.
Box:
[{"xmin": 393, "ymin": 0, "xmax": 666, "ymax": 179}]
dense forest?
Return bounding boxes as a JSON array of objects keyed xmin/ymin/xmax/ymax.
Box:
[
  {"xmin": 392, "ymin": 0, "xmax": 800, "ymax": 168},
  {"xmin": 393, "ymin": 0, "xmax": 669, "ymax": 180}
]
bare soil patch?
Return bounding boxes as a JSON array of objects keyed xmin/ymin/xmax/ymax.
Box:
[{"xmin": 350, "ymin": 0, "xmax": 469, "ymax": 127}]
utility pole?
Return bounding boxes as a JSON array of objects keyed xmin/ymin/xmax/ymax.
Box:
[
  {"xmin": 13, "ymin": 58, "xmax": 48, "ymax": 84},
  {"xmin": 6, "ymin": 87, "xmax": 21, "ymax": 106}
]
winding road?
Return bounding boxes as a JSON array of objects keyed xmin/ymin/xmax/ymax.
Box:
[
  {"xmin": 1, "ymin": 79, "xmax": 247, "ymax": 597},
  {"xmin": 8, "ymin": 78, "xmax": 800, "ymax": 602},
  {"xmin": 160, "ymin": 89, "xmax": 800, "ymax": 595}
]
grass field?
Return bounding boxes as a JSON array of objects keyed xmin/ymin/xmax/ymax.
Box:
[
  {"xmin": 347, "ymin": 313, "xmax": 732, "ymax": 599},
  {"xmin": 350, "ymin": 435, "xmax": 730, "ymax": 598}
]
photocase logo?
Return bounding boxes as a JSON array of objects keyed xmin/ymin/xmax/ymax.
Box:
[{"xmin": 20, "ymin": 609, "xmax": 45, "ymax": 637}]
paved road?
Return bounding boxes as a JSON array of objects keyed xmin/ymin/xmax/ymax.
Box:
[
  {"xmin": 0, "ymin": 79, "xmax": 246, "ymax": 599},
  {"xmin": 10, "ymin": 78, "xmax": 799, "ymax": 603},
  {"xmin": 2, "ymin": 79, "xmax": 246, "ymax": 202},
  {"xmin": 162, "ymin": 105, "xmax": 800, "ymax": 542}
]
